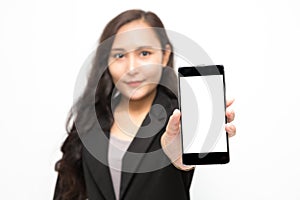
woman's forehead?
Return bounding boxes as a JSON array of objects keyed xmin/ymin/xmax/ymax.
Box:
[{"xmin": 111, "ymin": 22, "xmax": 162, "ymax": 51}]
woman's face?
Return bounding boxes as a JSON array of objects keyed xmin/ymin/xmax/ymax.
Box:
[{"xmin": 108, "ymin": 20, "xmax": 170, "ymax": 101}]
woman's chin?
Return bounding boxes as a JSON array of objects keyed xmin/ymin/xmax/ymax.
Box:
[{"xmin": 121, "ymin": 88, "xmax": 157, "ymax": 102}]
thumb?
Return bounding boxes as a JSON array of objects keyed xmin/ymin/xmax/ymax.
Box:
[{"xmin": 165, "ymin": 109, "xmax": 181, "ymax": 137}]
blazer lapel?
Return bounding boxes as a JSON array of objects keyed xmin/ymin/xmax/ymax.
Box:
[
  {"xmin": 120, "ymin": 87, "xmax": 176, "ymax": 199},
  {"xmin": 82, "ymin": 86, "xmax": 177, "ymax": 200},
  {"xmin": 82, "ymin": 125, "xmax": 116, "ymax": 200}
]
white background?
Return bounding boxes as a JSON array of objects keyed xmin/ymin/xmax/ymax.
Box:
[{"xmin": 1, "ymin": 0, "xmax": 299, "ymax": 199}]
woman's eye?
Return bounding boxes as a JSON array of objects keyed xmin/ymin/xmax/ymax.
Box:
[
  {"xmin": 140, "ymin": 51, "xmax": 151, "ymax": 57},
  {"xmin": 113, "ymin": 53, "xmax": 124, "ymax": 59}
]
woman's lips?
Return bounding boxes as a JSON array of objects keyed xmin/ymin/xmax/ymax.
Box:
[{"xmin": 126, "ymin": 80, "xmax": 144, "ymax": 87}]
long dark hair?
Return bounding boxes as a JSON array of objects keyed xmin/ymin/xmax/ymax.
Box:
[{"xmin": 54, "ymin": 9, "xmax": 176, "ymax": 199}]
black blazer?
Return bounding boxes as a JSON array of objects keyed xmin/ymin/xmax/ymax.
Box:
[{"xmin": 55, "ymin": 86, "xmax": 194, "ymax": 200}]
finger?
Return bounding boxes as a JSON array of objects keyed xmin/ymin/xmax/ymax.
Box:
[
  {"xmin": 165, "ymin": 109, "xmax": 181, "ymax": 136},
  {"xmin": 226, "ymin": 109, "xmax": 235, "ymax": 123},
  {"xmin": 226, "ymin": 98, "xmax": 235, "ymax": 108},
  {"xmin": 225, "ymin": 124, "xmax": 236, "ymax": 137}
]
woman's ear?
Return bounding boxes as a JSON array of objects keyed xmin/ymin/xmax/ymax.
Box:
[{"xmin": 162, "ymin": 44, "xmax": 171, "ymax": 67}]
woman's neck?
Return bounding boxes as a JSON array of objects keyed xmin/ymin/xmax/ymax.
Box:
[
  {"xmin": 110, "ymin": 89, "xmax": 157, "ymax": 140},
  {"xmin": 118, "ymin": 89, "xmax": 157, "ymax": 117}
]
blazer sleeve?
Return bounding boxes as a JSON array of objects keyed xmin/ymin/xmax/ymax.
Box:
[{"xmin": 180, "ymin": 168, "xmax": 195, "ymax": 192}]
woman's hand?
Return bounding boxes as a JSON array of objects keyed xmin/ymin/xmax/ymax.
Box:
[
  {"xmin": 160, "ymin": 99, "xmax": 236, "ymax": 171},
  {"xmin": 225, "ymin": 99, "xmax": 236, "ymax": 137},
  {"xmin": 161, "ymin": 109, "xmax": 193, "ymax": 170}
]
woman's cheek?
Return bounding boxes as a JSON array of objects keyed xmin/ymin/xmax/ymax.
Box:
[
  {"xmin": 109, "ymin": 65, "xmax": 124, "ymax": 84},
  {"xmin": 148, "ymin": 67, "xmax": 163, "ymax": 85},
  {"xmin": 141, "ymin": 64, "xmax": 163, "ymax": 83}
]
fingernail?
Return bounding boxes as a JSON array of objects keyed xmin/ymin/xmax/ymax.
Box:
[{"xmin": 173, "ymin": 109, "xmax": 180, "ymax": 115}]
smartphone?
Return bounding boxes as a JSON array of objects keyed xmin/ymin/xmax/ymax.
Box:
[{"xmin": 178, "ymin": 65, "xmax": 229, "ymax": 165}]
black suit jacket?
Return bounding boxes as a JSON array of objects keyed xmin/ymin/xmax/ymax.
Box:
[{"xmin": 55, "ymin": 86, "xmax": 194, "ymax": 200}]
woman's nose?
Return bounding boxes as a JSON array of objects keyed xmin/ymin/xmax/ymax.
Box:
[{"xmin": 127, "ymin": 53, "xmax": 139, "ymax": 75}]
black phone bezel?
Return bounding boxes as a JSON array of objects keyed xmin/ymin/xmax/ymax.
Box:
[{"xmin": 178, "ymin": 65, "xmax": 230, "ymax": 165}]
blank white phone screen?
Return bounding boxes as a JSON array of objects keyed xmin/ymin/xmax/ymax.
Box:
[{"xmin": 180, "ymin": 75, "xmax": 227, "ymax": 154}]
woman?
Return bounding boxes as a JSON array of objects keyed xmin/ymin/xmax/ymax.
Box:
[{"xmin": 54, "ymin": 9, "xmax": 236, "ymax": 200}]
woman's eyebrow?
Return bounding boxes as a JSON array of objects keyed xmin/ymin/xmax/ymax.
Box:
[
  {"xmin": 111, "ymin": 46, "xmax": 156, "ymax": 52},
  {"xmin": 111, "ymin": 48, "xmax": 125, "ymax": 51},
  {"xmin": 136, "ymin": 46, "xmax": 155, "ymax": 50}
]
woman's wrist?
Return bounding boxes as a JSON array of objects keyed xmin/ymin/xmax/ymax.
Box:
[
  {"xmin": 172, "ymin": 157, "xmax": 195, "ymax": 171},
  {"xmin": 161, "ymin": 134, "xmax": 195, "ymax": 171}
]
